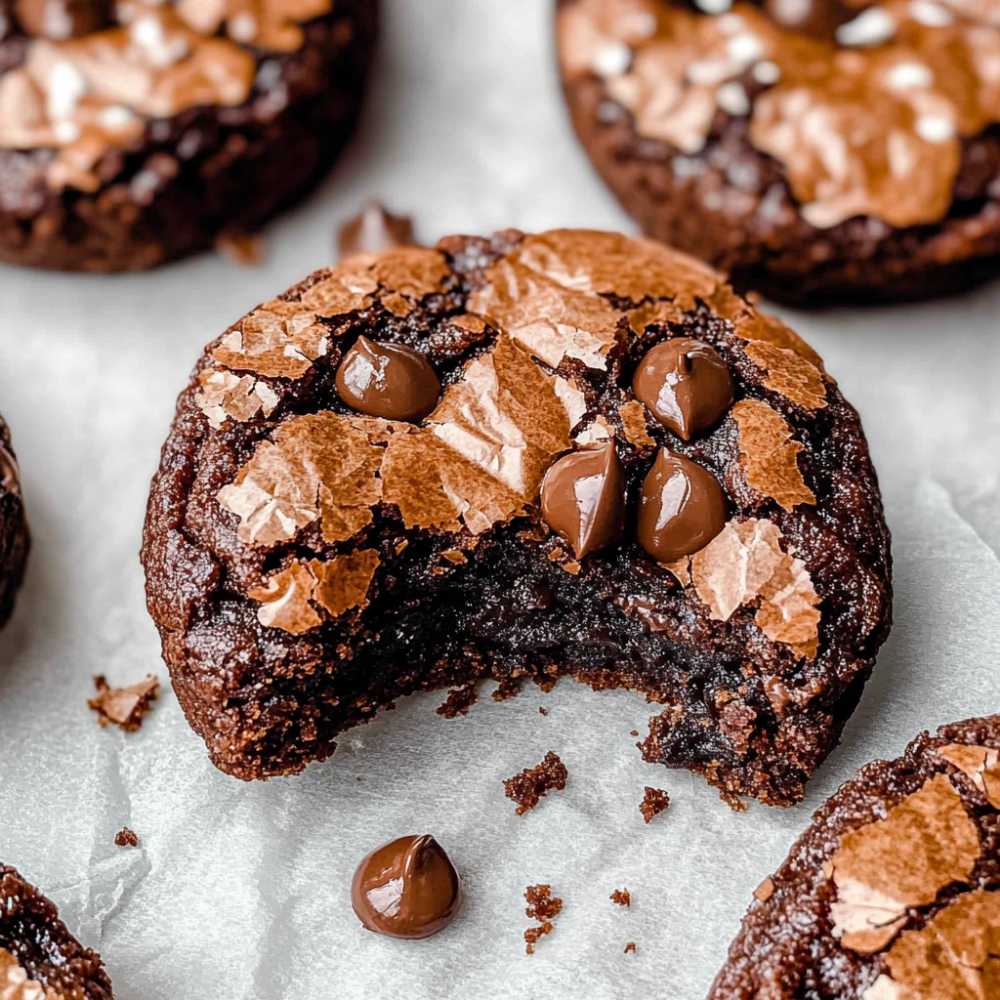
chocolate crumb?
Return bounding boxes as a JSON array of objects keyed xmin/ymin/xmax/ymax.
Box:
[
  {"xmin": 625, "ymin": 942, "xmax": 637, "ymax": 954},
  {"xmin": 115, "ymin": 827, "xmax": 138, "ymax": 848},
  {"xmin": 524, "ymin": 884, "xmax": 562, "ymax": 954},
  {"xmin": 436, "ymin": 682, "xmax": 479, "ymax": 719},
  {"xmin": 524, "ymin": 924, "xmax": 553, "ymax": 955},
  {"xmin": 215, "ymin": 231, "xmax": 267, "ymax": 267},
  {"xmin": 539, "ymin": 707, "xmax": 548, "ymax": 716},
  {"xmin": 493, "ymin": 676, "xmax": 524, "ymax": 701},
  {"xmin": 89, "ymin": 675, "xmax": 159, "ymax": 732},
  {"xmin": 504, "ymin": 751, "xmax": 568, "ymax": 815},
  {"xmin": 639, "ymin": 787, "xmax": 670, "ymax": 823},
  {"xmin": 630, "ymin": 730, "xmax": 639, "ymax": 737},
  {"xmin": 611, "ymin": 889, "xmax": 631, "ymax": 908}
]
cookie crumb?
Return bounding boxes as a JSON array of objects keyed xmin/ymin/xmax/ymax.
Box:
[
  {"xmin": 215, "ymin": 230, "xmax": 267, "ymax": 266},
  {"xmin": 115, "ymin": 827, "xmax": 138, "ymax": 848},
  {"xmin": 539, "ymin": 707, "xmax": 548, "ymax": 716},
  {"xmin": 504, "ymin": 751, "xmax": 568, "ymax": 815},
  {"xmin": 624, "ymin": 941, "xmax": 637, "ymax": 954},
  {"xmin": 89, "ymin": 675, "xmax": 159, "ymax": 732},
  {"xmin": 610, "ymin": 889, "xmax": 631, "ymax": 907},
  {"xmin": 524, "ymin": 884, "xmax": 562, "ymax": 954},
  {"xmin": 436, "ymin": 682, "xmax": 478, "ymax": 719},
  {"xmin": 639, "ymin": 786, "xmax": 670, "ymax": 823},
  {"xmin": 630, "ymin": 730, "xmax": 639, "ymax": 737}
]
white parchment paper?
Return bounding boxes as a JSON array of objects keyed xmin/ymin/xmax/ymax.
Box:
[{"xmin": 1, "ymin": 2, "xmax": 999, "ymax": 997}]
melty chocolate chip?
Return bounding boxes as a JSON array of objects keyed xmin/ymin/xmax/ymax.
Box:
[
  {"xmin": 632, "ymin": 338, "xmax": 734, "ymax": 440},
  {"xmin": 338, "ymin": 201, "xmax": 414, "ymax": 259},
  {"xmin": 540, "ymin": 441, "xmax": 626, "ymax": 559},
  {"xmin": 637, "ymin": 449, "xmax": 727, "ymax": 563},
  {"xmin": 351, "ymin": 835, "xmax": 461, "ymax": 940},
  {"xmin": 15, "ymin": 0, "xmax": 111, "ymax": 39},
  {"xmin": 335, "ymin": 336, "xmax": 441, "ymax": 423}
]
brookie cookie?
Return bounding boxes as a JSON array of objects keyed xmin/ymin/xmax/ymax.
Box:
[
  {"xmin": 0, "ymin": 0, "xmax": 377, "ymax": 271},
  {"xmin": 709, "ymin": 715, "xmax": 1000, "ymax": 998},
  {"xmin": 557, "ymin": 0, "xmax": 1000, "ymax": 304},
  {"xmin": 0, "ymin": 864, "xmax": 113, "ymax": 998},
  {"xmin": 141, "ymin": 228, "xmax": 892, "ymax": 805},
  {"xmin": 0, "ymin": 414, "xmax": 28, "ymax": 630}
]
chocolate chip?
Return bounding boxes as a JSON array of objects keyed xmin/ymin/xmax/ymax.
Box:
[
  {"xmin": 351, "ymin": 835, "xmax": 461, "ymax": 940},
  {"xmin": 540, "ymin": 442, "xmax": 626, "ymax": 559},
  {"xmin": 632, "ymin": 338, "xmax": 734, "ymax": 440},
  {"xmin": 636, "ymin": 449, "xmax": 727, "ymax": 562},
  {"xmin": 338, "ymin": 201, "xmax": 415, "ymax": 259},
  {"xmin": 335, "ymin": 336, "xmax": 441, "ymax": 423}
]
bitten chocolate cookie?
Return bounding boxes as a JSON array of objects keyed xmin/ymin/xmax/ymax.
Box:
[
  {"xmin": 710, "ymin": 715, "xmax": 1000, "ymax": 998},
  {"xmin": 0, "ymin": 0, "xmax": 376, "ymax": 271},
  {"xmin": 0, "ymin": 864, "xmax": 113, "ymax": 998},
  {"xmin": 0, "ymin": 415, "xmax": 28, "ymax": 629},
  {"xmin": 141, "ymin": 228, "xmax": 892, "ymax": 806},
  {"xmin": 557, "ymin": 0, "xmax": 1000, "ymax": 304}
]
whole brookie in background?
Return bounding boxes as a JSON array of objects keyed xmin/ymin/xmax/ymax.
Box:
[
  {"xmin": 557, "ymin": 0, "xmax": 1000, "ymax": 304},
  {"xmin": 0, "ymin": 0, "xmax": 378, "ymax": 271},
  {"xmin": 710, "ymin": 714, "xmax": 1000, "ymax": 999}
]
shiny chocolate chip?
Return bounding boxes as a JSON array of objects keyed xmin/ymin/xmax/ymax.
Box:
[
  {"xmin": 335, "ymin": 336, "xmax": 441, "ymax": 423},
  {"xmin": 637, "ymin": 449, "xmax": 727, "ymax": 563},
  {"xmin": 632, "ymin": 338, "xmax": 734, "ymax": 440},
  {"xmin": 338, "ymin": 201, "xmax": 415, "ymax": 260},
  {"xmin": 540, "ymin": 441, "xmax": 626, "ymax": 559},
  {"xmin": 351, "ymin": 835, "xmax": 461, "ymax": 940}
]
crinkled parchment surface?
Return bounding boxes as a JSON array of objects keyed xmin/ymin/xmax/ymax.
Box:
[{"xmin": 0, "ymin": 2, "xmax": 999, "ymax": 998}]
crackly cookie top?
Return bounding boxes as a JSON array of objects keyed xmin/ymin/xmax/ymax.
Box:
[
  {"xmin": 711, "ymin": 716, "xmax": 1000, "ymax": 1000},
  {"xmin": 195, "ymin": 230, "xmax": 834, "ymax": 657},
  {"xmin": 0, "ymin": 0, "xmax": 332, "ymax": 191},
  {"xmin": 558, "ymin": 0, "xmax": 1000, "ymax": 228}
]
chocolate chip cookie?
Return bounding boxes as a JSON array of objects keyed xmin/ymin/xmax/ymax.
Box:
[
  {"xmin": 0, "ymin": 415, "xmax": 28, "ymax": 630},
  {"xmin": 0, "ymin": 864, "xmax": 113, "ymax": 999},
  {"xmin": 0, "ymin": 0, "xmax": 377, "ymax": 271},
  {"xmin": 141, "ymin": 228, "xmax": 892, "ymax": 806},
  {"xmin": 710, "ymin": 715, "xmax": 1000, "ymax": 998},
  {"xmin": 557, "ymin": 0, "xmax": 1000, "ymax": 304}
]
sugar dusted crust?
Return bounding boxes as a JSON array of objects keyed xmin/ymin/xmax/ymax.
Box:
[
  {"xmin": 142, "ymin": 228, "xmax": 892, "ymax": 806},
  {"xmin": 709, "ymin": 715, "xmax": 1000, "ymax": 998}
]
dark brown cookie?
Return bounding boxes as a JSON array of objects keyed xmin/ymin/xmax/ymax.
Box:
[
  {"xmin": 0, "ymin": 864, "xmax": 113, "ymax": 999},
  {"xmin": 557, "ymin": 0, "xmax": 1000, "ymax": 304},
  {"xmin": 0, "ymin": 0, "xmax": 377, "ymax": 271},
  {"xmin": 710, "ymin": 715, "xmax": 1000, "ymax": 999},
  {"xmin": 141, "ymin": 228, "xmax": 892, "ymax": 806},
  {"xmin": 0, "ymin": 414, "xmax": 28, "ymax": 630}
]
